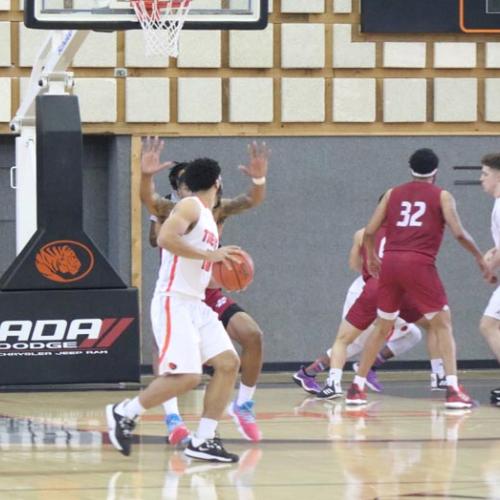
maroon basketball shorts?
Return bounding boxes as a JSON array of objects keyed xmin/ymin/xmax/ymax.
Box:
[
  {"xmin": 377, "ymin": 252, "xmax": 448, "ymax": 318},
  {"xmin": 204, "ymin": 288, "xmax": 245, "ymax": 328},
  {"xmin": 345, "ymin": 277, "xmax": 422, "ymax": 331}
]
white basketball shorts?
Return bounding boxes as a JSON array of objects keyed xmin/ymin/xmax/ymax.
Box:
[
  {"xmin": 484, "ymin": 286, "xmax": 500, "ymax": 320},
  {"xmin": 150, "ymin": 292, "xmax": 236, "ymax": 375}
]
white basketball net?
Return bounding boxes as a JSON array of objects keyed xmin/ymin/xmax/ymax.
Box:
[{"xmin": 131, "ymin": 0, "xmax": 192, "ymax": 57}]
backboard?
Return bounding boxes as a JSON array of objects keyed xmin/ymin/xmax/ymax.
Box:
[{"xmin": 25, "ymin": 0, "xmax": 268, "ymax": 31}]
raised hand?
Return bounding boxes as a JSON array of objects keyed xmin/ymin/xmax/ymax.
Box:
[
  {"xmin": 478, "ymin": 257, "xmax": 498, "ymax": 284},
  {"xmin": 238, "ymin": 141, "xmax": 271, "ymax": 180},
  {"xmin": 141, "ymin": 136, "xmax": 176, "ymax": 175}
]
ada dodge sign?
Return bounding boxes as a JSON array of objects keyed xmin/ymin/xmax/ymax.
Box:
[{"xmin": 0, "ymin": 288, "xmax": 139, "ymax": 385}]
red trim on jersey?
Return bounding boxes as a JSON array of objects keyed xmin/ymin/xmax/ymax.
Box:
[
  {"xmin": 165, "ymin": 255, "xmax": 178, "ymax": 293},
  {"xmin": 158, "ymin": 296, "xmax": 172, "ymax": 365}
]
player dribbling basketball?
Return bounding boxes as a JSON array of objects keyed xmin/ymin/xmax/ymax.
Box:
[{"xmin": 106, "ymin": 156, "xmax": 243, "ymax": 462}]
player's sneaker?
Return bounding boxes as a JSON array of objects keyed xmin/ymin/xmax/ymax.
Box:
[
  {"xmin": 228, "ymin": 401, "xmax": 262, "ymax": 442},
  {"xmin": 292, "ymin": 367, "xmax": 322, "ymax": 395},
  {"xmin": 346, "ymin": 383, "xmax": 367, "ymax": 405},
  {"xmin": 352, "ymin": 362, "xmax": 383, "ymax": 393},
  {"xmin": 430, "ymin": 373, "xmax": 447, "ymax": 391},
  {"xmin": 184, "ymin": 436, "xmax": 239, "ymax": 463},
  {"xmin": 316, "ymin": 382, "xmax": 343, "ymax": 400},
  {"xmin": 490, "ymin": 387, "xmax": 500, "ymax": 398},
  {"xmin": 445, "ymin": 385, "xmax": 474, "ymax": 409},
  {"xmin": 166, "ymin": 414, "xmax": 191, "ymax": 447},
  {"xmin": 490, "ymin": 387, "xmax": 500, "ymax": 405},
  {"xmin": 106, "ymin": 402, "xmax": 136, "ymax": 456}
]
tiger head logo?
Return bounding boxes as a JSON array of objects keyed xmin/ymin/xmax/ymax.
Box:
[{"xmin": 35, "ymin": 240, "xmax": 94, "ymax": 283}]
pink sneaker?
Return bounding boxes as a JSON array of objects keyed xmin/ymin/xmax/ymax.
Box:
[
  {"xmin": 346, "ymin": 383, "xmax": 367, "ymax": 405},
  {"xmin": 166, "ymin": 414, "xmax": 191, "ymax": 447},
  {"xmin": 445, "ymin": 385, "xmax": 474, "ymax": 409},
  {"xmin": 228, "ymin": 401, "xmax": 262, "ymax": 442}
]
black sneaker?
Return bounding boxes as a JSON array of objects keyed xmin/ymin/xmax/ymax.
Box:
[
  {"xmin": 106, "ymin": 403, "xmax": 136, "ymax": 456},
  {"xmin": 316, "ymin": 382, "xmax": 343, "ymax": 400},
  {"xmin": 184, "ymin": 437, "xmax": 239, "ymax": 463},
  {"xmin": 431, "ymin": 373, "xmax": 447, "ymax": 391},
  {"xmin": 490, "ymin": 387, "xmax": 500, "ymax": 405}
]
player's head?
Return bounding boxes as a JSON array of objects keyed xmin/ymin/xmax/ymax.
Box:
[
  {"xmin": 183, "ymin": 158, "xmax": 222, "ymax": 194},
  {"xmin": 168, "ymin": 162, "xmax": 188, "ymax": 191},
  {"xmin": 408, "ymin": 149, "xmax": 439, "ymax": 179},
  {"xmin": 480, "ymin": 153, "xmax": 500, "ymax": 196},
  {"xmin": 175, "ymin": 170, "xmax": 192, "ymax": 199}
]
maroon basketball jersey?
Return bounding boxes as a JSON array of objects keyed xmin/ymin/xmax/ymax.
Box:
[
  {"xmin": 361, "ymin": 225, "xmax": 387, "ymax": 281},
  {"xmin": 384, "ymin": 181, "xmax": 445, "ymax": 260}
]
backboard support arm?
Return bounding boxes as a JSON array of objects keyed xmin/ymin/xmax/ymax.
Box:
[{"xmin": 10, "ymin": 30, "xmax": 90, "ymax": 254}]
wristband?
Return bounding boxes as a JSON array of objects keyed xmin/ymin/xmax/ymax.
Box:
[{"xmin": 252, "ymin": 176, "xmax": 266, "ymax": 185}]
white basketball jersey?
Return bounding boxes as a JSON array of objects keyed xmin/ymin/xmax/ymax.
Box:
[
  {"xmin": 155, "ymin": 196, "xmax": 219, "ymax": 299},
  {"xmin": 491, "ymin": 198, "xmax": 500, "ymax": 248}
]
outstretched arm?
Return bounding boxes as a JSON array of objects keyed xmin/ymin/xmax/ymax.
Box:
[
  {"xmin": 363, "ymin": 190, "xmax": 391, "ymax": 278},
  {"xmin": 140, "ymin": 136, "xmax": 176, "ymax": 217},
  {"xmin": 218, "ymin": 141, "xmax": 271, "ymax": 219},
  {"xmin": 441, "ymin": 190, "xmax": 495, "ymax": 282},
  {"xmin": 349, "ymin": 228, "xmax": 365, "ymax": 272}
]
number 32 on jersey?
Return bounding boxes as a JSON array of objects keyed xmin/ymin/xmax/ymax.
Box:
[{"xmin": 396, "ymin": 201, "xmax": 427, "ymax": 227}]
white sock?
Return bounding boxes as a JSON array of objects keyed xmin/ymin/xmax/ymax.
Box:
[
  {"xmin": 117, "ymin": 397, "xmax": 145, "ymax": 420},
  {"xmin": 431, "ymin": 358, "xmax": 445, "ymax": 377},
  {"xmin": 192, "ymin": 418, "xmax": 218, "ymax": 444},
  {"xmin": 353, "ymin": 375, "xmax": 366, "ymax": 390},
  {"xmin": 162, "ymin": 398, "xmax": 180, "ymax": 416},
  {"xmin": 446, "ymin": 375, "xmax": 458, "ymax": 390},
  {"xmin": 236, "ymin": 383, "xmax": 256, "ymax": 406},
  {"xmin": 327, "ymin": 368, "xmax": 343, "ymax": 386}
]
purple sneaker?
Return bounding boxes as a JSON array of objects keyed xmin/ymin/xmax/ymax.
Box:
[
  {"xmin": 293, "ymin": 367, "xmax": 322, "ymax": 395},
  {"xmin": 352, "ymin": 362, "xmax": 383, "ymax": 393}
]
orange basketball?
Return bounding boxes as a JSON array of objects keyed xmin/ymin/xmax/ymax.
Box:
[{"xmin": 212, "ymin": 250, "xmax": 254, "ymax": 292}]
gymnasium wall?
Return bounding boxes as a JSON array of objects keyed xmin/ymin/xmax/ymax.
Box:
[
  {"xmin": 0, "ymin": 135, "xmax": 497, "ymax": 366},
  {"xmin": 137, "ymin": 136, "xmax": 498, "ymax": 367}
]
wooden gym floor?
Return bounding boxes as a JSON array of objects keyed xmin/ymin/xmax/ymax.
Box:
[{"xmin": 0, "ymin": 371, "xmax": 499, "ymax": 500}]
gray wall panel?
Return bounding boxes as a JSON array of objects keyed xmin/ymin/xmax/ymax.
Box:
[
  {"xmin": 139, "ymin": 136, "xmax": 499, "ymax": 365},
  {"xmin": 107, "ymin": 135, "xmax": 132, "ymax": 280},
  {"xmin": 0, "ymin": 137, "xmax": 16, "ymax": 276},
  {"xmin": 0, "ymin": 134, "xmax": 498, "ymax": 367}
]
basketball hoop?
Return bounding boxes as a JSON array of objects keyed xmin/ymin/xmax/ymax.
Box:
[{"xmin": 130, "ymin": 0, "xmax": 192, "ymax": 57}]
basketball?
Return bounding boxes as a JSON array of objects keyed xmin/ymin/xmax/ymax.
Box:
[{"xmin": 212, "ymin": 250, "xmax": 254, "ymax": 292}]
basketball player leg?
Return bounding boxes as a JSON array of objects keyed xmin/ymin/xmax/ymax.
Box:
[
  {"xmin": 479, "ymin": 286, "xmax": 500, "ymax": 403},
  {"xmin": 183, "ymin": 307, "xmax": 240, "ymax": 462},
  {"xmin": 106, "ymin": 296, "xmax": 206, "ymax": 456},
  {"xmin": 350, "ymin": 321, "xmax": 421, "ymax": 393},
  {"xmin": 316, "ymin": 319, "xmax": 364, "ymax": 400},
  {"xmin": 426, "ymin": 309, "xmax": 474, "ymax": 409},
  {"xmin": 348, "ymin": 326, "xmax": 384, "ymax": 393},
  {"xmin": 318, "ymin": 278, "xmax": 381, "ymax": 400},
  {"xmin": 151, "ymin": 322, "xmax": 190, "ymax": 445},
  {"xmin": 294, "ymin": 279, "xmax": 363, "ymax": 395},
  {"xmin": 346, "ymin": 316, "xmax": 395, "ymax": 405},
  {"xmin": 424, "ymin": 320, "xmax": 447, "ymax": 390},
  {"xmin": 202, "ymin": 350, "xmax": 241, "ymax": 420},
  {"xmin": 224, "ymin": 310, "xmax": 263, "ymax": 442}
]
